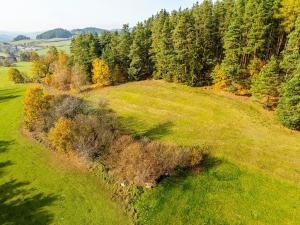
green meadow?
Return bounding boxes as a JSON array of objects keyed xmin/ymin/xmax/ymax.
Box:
[
  {"xmin": 1, "ymin": 63, "xmax": 300, "ymax": 224},
  {"xmin": 86, "ymin": 80, "xmax": 300, "ymax": 225},
  {"xmin": 0, "ymin": 63, "xmax": 131, "ymax": 225}
]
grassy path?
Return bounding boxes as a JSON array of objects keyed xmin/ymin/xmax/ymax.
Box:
[
  {"xmin": 0, "ymin": 64, "xmax": 131, "ymax": 225},
  {"xmin": 87, "ymin": 80, "xmax": 300, "ymax": 225}
]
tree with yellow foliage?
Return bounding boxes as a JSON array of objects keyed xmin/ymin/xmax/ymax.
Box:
[
  {"xmin": 276, "ymin": 0, "xmax": 300, "ymax": 32},
  {"xmin": 23, "ymin": 86, "xmax": 53, "ymax": 132},
  {"xmin": 92, "ymin": 59, "xmax": 112, "ymax": 86},
  {"xmin": 48, "ymin": 117, "xmax": 74, "ymax": 153}
]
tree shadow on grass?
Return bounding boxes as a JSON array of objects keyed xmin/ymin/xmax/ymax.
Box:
[
  {"xmin": 142, "ymin": 121, "xmax": 174, "ymax": 140},
  {"xmin": 157, "ymin": 154, "xmax": 223, "ymax": 188},
  {"xmin": 0, "ymin": 88, "xmax": 22, "ymax": 104},
  {"xmin": 120, "ymin": 116, "xmax": 174, "ymax": 140},
  {"xmin": 0, "ymin": 140, "xmax": 58, "ymax": 225},
  {"xmin": 0, "ymin": 180, "xmax": 58, "ymax": 225},
  {"xmin": 0, "ymin": 95, "xmax": 20, "ymax": 103}
]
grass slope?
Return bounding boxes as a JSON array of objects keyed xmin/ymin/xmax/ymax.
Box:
[
  {"xmin": 86, "ymin": 80, "xmax": 300, "ymax": 225},
  {"xmin": 0, "ymin": 63, "xmax": 131, "ymax": 225}
]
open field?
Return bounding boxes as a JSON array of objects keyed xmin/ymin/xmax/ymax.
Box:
[
  {"xmin": 86, "ymin": 80, "xmax": 300, "ymax": 224},
  {"xmin": 11, "ymin": 39, "xmax": 71, "ymax": 55},
  {"xmin": 0, "ymin": 63, "xmax": 131, "ymax": 225},
  {"xmin": 1, "ymin": 63, "xmax": 300, "ymax": 224}
]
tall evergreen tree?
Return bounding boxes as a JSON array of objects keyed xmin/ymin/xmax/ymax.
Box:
[
  {"xmin": 281, "ymin": 16, "xmax": 300, "ymax": 79},
  {"xmin": 71, "ymin": 33, "xmax": 101, "ymax": 81},
  {"xmin": 221, "ymin": 0, "xmax": 246, "ymax": 93},
  {"xmin": 128, "ymin": 22, "xmax": 153, "ymax": 80},
  {"xmin": 243, "ymin": 0, "xmax": 267, "ymax": 60},
  {"xmin": 172, "ymin": 11, "xmax": 199, "ymax": 86},
  {"xmin": 192, "ymin": 0, "xmax": 216, "ymax": 82},
  {"xmin": 276, "ymin": 64, "xmax": 300, "ymax": 130},
  {"xmin": 117, "ymin": 24, "xmax": 133, "ymax": 77},
  {"xmin": 150, "ymin": 10, "xmax": 169, "ymax": 78},
  {"xmin": 251, "ymin": 56, "xmax": 282, "ymax": 108}
]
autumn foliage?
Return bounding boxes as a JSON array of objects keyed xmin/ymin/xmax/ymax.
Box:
[
  {"xmin": 23, "ymin": 87, "xmax": 203, "ymax": 186},
  {"xmin": 92, "ymin": 58, "xmax": 111, "ymax": 86}
]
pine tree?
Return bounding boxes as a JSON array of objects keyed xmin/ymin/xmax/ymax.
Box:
[
  {"xmin": 151, "ymin": 10, "xmax": 169, "ymax": 78},
  {"xmin": 221, "ymin": 0, "xmax": 245, "ymax": 93},
  {"xmin": 70, "ymin": 34, "xmax": 101, "ymax": 81},
  {"xmin": 128, "ymin": 22, "xmax": 153, "ymax": 80},
  {"xmin": 251, "ymin": 56, "xmax": 282, "ymax": 109},
  {"xmin": 192, "ymin": 0, "xmax": 216, "ymax": 82},
  {"xmin": 243, "ymin": 0, "xmax": 267, "ymax": 59},
  {"xmin": 117, "ymin": 24, "xmax": 132, "ymax": 77},
  {"xmin": 276, "ymin": 65, "xmax": 300, "ymax": 130},
  {"xmin": 172, "ymin": 11, "xmax": 199, "ymax": 86},
  {"xmin": 281, "ymin": 16, "xmax": 300, "ymax": 79},
  {"xmin": 102, "ymin": 32, "xmax": 120, "ymax": 70}
]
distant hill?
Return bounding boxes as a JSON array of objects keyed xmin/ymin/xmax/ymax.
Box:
[
  {"xmin": 71, "ymin": 27, "xmax": 107, "ymax": 35},
  {"xmin": 13, "ymin": 35, "xmax": 30, "ymax": 42},
  {"xmin": 36, "ymin": 28, "xmax": 72, "ymax": 39}
]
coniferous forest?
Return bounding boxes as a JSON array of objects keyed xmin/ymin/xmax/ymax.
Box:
[{"xmin": 70, "ymin": 0, "xmax": 300, "ymax": 130}]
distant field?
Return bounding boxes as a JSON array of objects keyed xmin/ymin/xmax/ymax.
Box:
[
  {"xmin": 0, "ymin": 52, "xmax": 8, "ymax": 57},
  {"xmin": 11, "ymin": 38, "xmax": 71, "ymax": 55},
  {"xmin": 0, "ymin": 63, "xmax": 131, "ymax": 225},
  {"xmin": 86, "ymin": 80, "xmax": 300, "ymax": 224}
]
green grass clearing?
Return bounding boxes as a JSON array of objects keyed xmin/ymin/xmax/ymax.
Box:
[{"xmin": 86, "ymin": 80, "xmax": 300, "ymax": 225}]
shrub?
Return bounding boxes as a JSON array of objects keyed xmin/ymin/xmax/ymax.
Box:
[
  {"xmin": 105, "ymin": 136, "xmax": 203, "ymax": 186},
  {"xmin": 50, "ymin": 51, "xmax": 71, "ymax": 90},
  {"xmin": 7, "ymin": 68, "xmax": 24, "ymax": 83},
  {"xmin": 48, "ymin": 117, "xmax": 74, "ymax": 153},
  {"xmin": 71, "ymin": 114, "xmax": 119, "ymax": 159},
  {"xmin": 70, "ymin": 64, "xmax": 86, "ymax": 92},
  {"xmin": 276, "ymin": 71, "xmax": 300, "ymax": 130},
  {"xmin": 23, "ymin": 87, "xmax": 53, "ymax": 132},
  {"xmin": 19, "ymin": 51, "xmax": 32, "ymax": 62},
  {"xmin": 92, "ymin": 59, "xmax": 112, "ymax": 86},
  {"xmin": 23, "ymin": 88, "xmax": 203, "ymax": 187},
  {"xmin": 212, "ymin": 64, "xmax": 229, "ymax": 90}
]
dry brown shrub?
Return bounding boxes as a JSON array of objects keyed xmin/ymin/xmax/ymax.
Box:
[{"xmin": 105, "ymin": 136, "xmax": 203, "ymax": 186}]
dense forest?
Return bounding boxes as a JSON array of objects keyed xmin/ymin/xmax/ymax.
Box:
[{"xmin": 28, "ymin": 0, "xmax": 299, "ymax": 130}]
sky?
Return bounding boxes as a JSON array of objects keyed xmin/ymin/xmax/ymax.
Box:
[{"xmin": 0, "ymin": 0, "xmax": 198, "ymax": 32}]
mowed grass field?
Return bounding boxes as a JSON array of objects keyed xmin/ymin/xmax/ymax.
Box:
[
  {"xmin": 0, "ymin": 63, "xmax": 131, "ymax": 225},
  {"xmin": 86, "ymin": 80, "xmax": 300, "ymax": 225}
]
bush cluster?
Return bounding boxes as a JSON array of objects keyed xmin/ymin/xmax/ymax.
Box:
[
  {"xmin": 24, "ymin": 86, "xmax": 203, "ymax": 186},
  {"xmin": 7, "ymin": 68, "xmax": 25, "ymax": 83},
  {"xmin": 31, "ymin": 47, "xmax": 86, "ymax": 92}
]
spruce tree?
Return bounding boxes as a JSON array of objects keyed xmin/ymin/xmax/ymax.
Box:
[
  {"xmin": 172, "ymin": 11, "xmax": 199, "ymax": 86},
  {"xmin": 192, "ymin": 0, "xmax": 216, "ymax": 82},
  {"xmin": 117, "ymin": 24, "xmax": 132, "ymax": 77},
  {"xmin": 128, "ymin": 22, "xmax": 153, "ymax": 80},
  {"xmin": 276, "ymin": 65, "xmax": 300, "ymax": 130},
  {"xmin": 251, "ymin": 56, "xmax": 282, "ymax": 109},
  {"xmin": 281, "ymin": 17, "xmax": 300, "ymax": 79},
  {"xmin": 221, "ymin": 0, "xmax": 245, "ymax": 92},
  {"xmin": 150, "ymin": 10, "xmax": 169, "ymax": 79},
  {"xmin": 243, "ymin": 0, "xmax": 266, "ymax": 59}
]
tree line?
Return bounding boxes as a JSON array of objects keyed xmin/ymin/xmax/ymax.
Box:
[
  {"xmin": 23, "ymin": 0, "xmax": 299, "ymax": 130},
  {"xmin": 69, "ymin": 0, "xmax": 300, "ymax": 130}
]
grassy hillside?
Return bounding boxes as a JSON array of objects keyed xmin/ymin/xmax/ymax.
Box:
[
  {"xmin": 86, "ymin": 80, "xmax": 300, "ymax": 224},
  {"xmin": 0, "ymin": 63, "xmax": 131, "ymax": 225}
]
